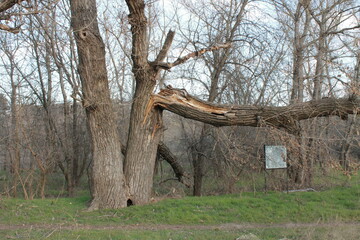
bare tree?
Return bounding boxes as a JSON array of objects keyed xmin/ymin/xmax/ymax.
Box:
[
  {"xmin": 68, "ymin": 0, "xmax": 360, "ymax": 208},
  {"xmin": 70, "ymin": 0, "xmax": 127, "ymax": 209},
  {"xmin": 175, "ymin": 0, "xmax": 250, "ymax": 196},
  {"xmin": 0, "ymin": 35, "xmax": 23, "ymax": 197},
  {"xmin": 2, "ymin": 0, "xmax": 358, "ymax": 207}
]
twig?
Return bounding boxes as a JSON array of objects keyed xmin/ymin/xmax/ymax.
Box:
[{"xmin": 153, "ymin": 43, "xmax": 232, "ymax": 70}]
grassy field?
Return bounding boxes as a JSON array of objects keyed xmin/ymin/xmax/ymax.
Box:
[
  {"xmin": 1, "ymin": 225, "xmax": 360, "ymax": 240},
  {"xmin": 1, "ymin": 183, "xmax": 359, "ymax": 239}
]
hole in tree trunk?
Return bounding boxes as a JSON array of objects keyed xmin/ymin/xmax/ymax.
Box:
[
  {"xmin": 127, "ymin": 199, "xmax": 133, "ymax": 207},
  {"xmin": 79, "ymin": 30, "xmax": 87, "ymax": 39}
]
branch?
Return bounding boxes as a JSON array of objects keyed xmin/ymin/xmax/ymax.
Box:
[
  {"xmin": 150, "ymin": 87, "xmax": 360, "ymax": 134},
  {"xmin": 0, "ymin": 0, "xmax": 25, "ymax": 13},
  {"xmin": 154, "ymin": 30, "xmax": 175, "ymax": 63},
  {"xmin": 125, "ymin": 0, "xmax": 149, "ymax": 69},
  {"xmin": 0, "ymin": 23, "xmax": 20, "ymax": 33},
  {"xmin": 154, "ymin": 42, "xmax": 232, "ymax": 70},
  {"xmin": 158, "ymin": 142, "xmax": 191, "ymax": 188},
  {"xmin": 0, "ymin": 0, "xmax": 45, "ymax": 34},
  {"xmin": 121, "ymin": 141, "xmax": 190, "ymax": 188},
  {"xmin": 326, "ymin": 24, "xmax": 360, "ymax": 35}
]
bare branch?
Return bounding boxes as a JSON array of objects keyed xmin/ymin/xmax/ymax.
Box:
[
  {"xmin": 154, "ymin": 29, "xmax": 175, "ymax": 63},
  {"xmin": 158, "ymin": 142, "xmax": 191, "ymax": 188},
  {"xmin": 0, "ymin": 23, "xmax": 20, "ymax": 33},
  {"xmin": 0, "ymin": 0, "xmax": 25, "ymax": 13},
  {"xmin": 153, "ymin": 42, "xmax": 232, "ymax": 70},
  {"xmin": 326, "ymin": 24, "xmax": 360, "ymax": 35}
]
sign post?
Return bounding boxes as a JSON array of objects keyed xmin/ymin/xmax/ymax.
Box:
[{"xmin": 264, "ymin": 145, "xmax": 288, "ymax": 193}]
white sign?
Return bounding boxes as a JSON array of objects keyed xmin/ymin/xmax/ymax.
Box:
[{"xmin": 265, "ymin": 145, "xmax": 287, "ymax": 169}]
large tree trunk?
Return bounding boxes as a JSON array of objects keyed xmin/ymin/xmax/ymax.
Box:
[
  {"xmin": 70, "ymin": 0, "xmax": 126, "ymax": 209},
  {"xmin": 124, "ymin": 79, "xmax": 163, "ymax": 205},
  {"xmin": 123, "ymin": 0, "xmax": 175, "ymax": 205}
]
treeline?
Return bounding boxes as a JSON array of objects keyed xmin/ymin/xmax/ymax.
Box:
[
  {"xmin": 0, "ymin": 100, "xmax": 358, "ymax": 198},
  {"xmin": 0, "ymin": 0, "xmax": 359, "ymax": 206}
]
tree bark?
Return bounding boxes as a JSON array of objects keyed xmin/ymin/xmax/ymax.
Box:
[
  {"xmin": 150, "ymin": 87, "xmax": 360, "ymax": 130},
  {"xmin": 123, "ymin": 0, "xmax": 166, "ymax": 205},
  {"xmin": 192, "ymin": 125, "xmax": 211, "ymax": 196},
  {"xmin": 158, "ymin": 142, "xmax": 191, "ymax": 188},
  {"xmin": 124, "ymin": 79, "xmax": 163, "ymax": 205},
  {"xmin": 9, "ymin": 81, "xmax": 20, "ymax": 197},
  {"xmin": 290, "ymin": 1, "xmax": 310, "ymax": 104},
  {"xmin": 121, "ymin": 142, "xmax": 190, "ymax": 188},
  {"xmin": 70, "ymin": 0, "xmax": 126, "ymax": 209}
]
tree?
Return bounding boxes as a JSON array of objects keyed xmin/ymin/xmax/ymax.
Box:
[
  {"xmin": 270, "ymin": 0, "xmax": 360, "ymax": 186},
  {"xmin": 0, "ymin": 94, "xmax": 8, "ymax": 172},
  {"xmin": 69, "ymin": 0, "xmax": 228, "ymax": 208},
  {"xmin": 67, "ymin": 0, "xmax": 360, "ymax": 209},
  {"xmin": 0, "ymin": 34, "xmax": 22, "ymax": 197},
  {"xmin": 178, "ymin": 0, "xmax": 249, "ymax": 196},
  {"xmin": 70, "ymin": 0, "xmax": 127, "ymax": 209}
]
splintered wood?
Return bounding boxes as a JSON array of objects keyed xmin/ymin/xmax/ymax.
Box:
[
  {"xmin": 146, "ymin": 86, "xmax": 360, "ymax": 132},
  {"xmin": 155, "ymin": 87, "xmax": 230, "ymax": 115}
]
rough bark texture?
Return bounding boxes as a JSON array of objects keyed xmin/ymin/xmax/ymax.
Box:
[
  {"xmin": 70, "ymin": 0, "xmax": 126, "ymax": 209},
  {"xmin": 158, "ymin": 142, "xmax": 191, "ymax": 187},
  {"xmin": 123, "ymin": 0, "xmax": 164, "ymax": 205},
  {"xmin": 192, "ymin": 125, "xmax": 210, "ymax": 196},
  {"xmin": 151, "ymin": 87, "xmax": 360, "ymax": 131},
  {"xmin": 124, "ymin": 80, "xmax": 163, "ymax": 205},
  {"xmin": 121, "ymin": 142, "xmax": 190, "ymax": 188}
]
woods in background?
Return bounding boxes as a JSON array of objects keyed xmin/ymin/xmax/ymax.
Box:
[{"xmin": 0, "ymin": 0, "xmax": 359, "ymax": 209}]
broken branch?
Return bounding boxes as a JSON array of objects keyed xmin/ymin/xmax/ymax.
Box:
[{"xmin": 150, "ymin": 87, "xmax": 360, "ymax": 134}]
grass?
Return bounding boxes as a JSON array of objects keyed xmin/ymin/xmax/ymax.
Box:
[
  {"xmin": 1, "ymin": 225, "xmax": 359, "ymax": 240},
  {"xmin": 1, "ymin": 184, "xmax": 359, "ymax": 226},
  {"xmin": 0, "ymin": 172, "xmax": 359, "ymax": 239}
]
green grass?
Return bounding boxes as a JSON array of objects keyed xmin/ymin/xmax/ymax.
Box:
[
  {"xmin": 1, "ymin": 184, "xmax": 359, "ymax": 226},
  {"xmin": 0, "ymin": 184, "xmax": 359, "ymax": 239},
  {"xmin": 1, "ymin": 225, "xmax": 360, "ymax": 240}
]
